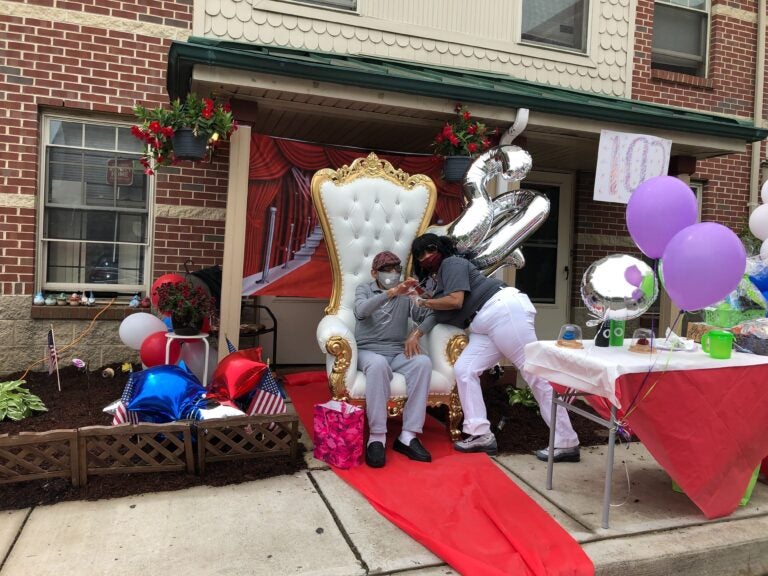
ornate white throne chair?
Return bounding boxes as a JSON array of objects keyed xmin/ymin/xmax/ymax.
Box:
[{"xmin": 311, "ymin": 153, "xmax": 467, "ymax": 440}]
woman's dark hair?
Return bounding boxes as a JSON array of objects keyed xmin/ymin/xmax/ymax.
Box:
[{"xmin": 410, "ymin": 233, "xmax": 457, "ymax": 280}]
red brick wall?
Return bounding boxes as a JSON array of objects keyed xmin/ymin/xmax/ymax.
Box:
[
  {"xmin": 632, "ymin": 0, "xmax": 762, "ymax": 227},
  {"xmin": 0, "ymin": 0, "xmax": 227, "ymax": 296},
  {"xmin": 570, "ymin": 1, "xmax": 763, "ymax": 308}
]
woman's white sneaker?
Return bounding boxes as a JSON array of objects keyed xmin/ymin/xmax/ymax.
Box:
[
  {"xmin": 453, "ymin": 433, "xmax": 498, "ymax": 455},
  {"xmin": 534, "ymin": 446, "xmax": 580, "ymax": 462}
]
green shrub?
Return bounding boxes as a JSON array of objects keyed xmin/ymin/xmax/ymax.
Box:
[
  {"xmin": 506, "ymin": 385, "xmax": 539, "ymax": 413},
  {"xmin": 0, "ymin": 380, "xmax": 48, "ymax": 421}
]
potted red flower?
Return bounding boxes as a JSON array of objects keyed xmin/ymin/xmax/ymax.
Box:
[
  {"xmin": 432, "ymin": 103, "xmax": 498, "ymax": 181},
  {"xmin": 132, "ymin": 93, "xmax": 237, "ymax": 175},
  {"xmin": 154, "ymin": 279, "xmax": 216, "ymax": 336}
]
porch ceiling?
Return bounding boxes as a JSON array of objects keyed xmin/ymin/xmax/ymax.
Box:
[{"xmin": 169, "ymin": 37, "xmax": 767, "ymax": 170}]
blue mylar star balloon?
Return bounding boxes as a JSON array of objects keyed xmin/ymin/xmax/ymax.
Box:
[{"xmin": 127, "ymin": 365, "xmax": 205, "ymax": 422}]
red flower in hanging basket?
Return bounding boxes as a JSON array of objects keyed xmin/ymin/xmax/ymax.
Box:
[
  {"xmin": 432, "ymin": 103, "xmax": 499, "ymax": 157},
  {"xmin": 132, "ymin": 93, "xmax": 238, "ymax": 174}
]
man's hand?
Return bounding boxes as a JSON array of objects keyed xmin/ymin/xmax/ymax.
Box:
[
  {"xmin": 388, "ymin": 277, "xmax": 419, "ymax": 298},
  {"xmin": 404, "ymin": 328, "xmax": 423, "ymax": 358}
]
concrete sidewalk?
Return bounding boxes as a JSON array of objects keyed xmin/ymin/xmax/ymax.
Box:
[{"xmin": 1, "ymin": 426, "xmax": 767, "ymax": 576}]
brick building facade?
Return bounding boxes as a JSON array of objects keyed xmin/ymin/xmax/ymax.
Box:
[{"xmin": 0, "ymin": 0, "xmax": 765, "ymax": 373}]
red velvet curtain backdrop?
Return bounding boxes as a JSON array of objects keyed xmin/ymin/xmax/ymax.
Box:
[{"xmin": 244, "ymin": 134, "xmax": 464, "ymax": 297}]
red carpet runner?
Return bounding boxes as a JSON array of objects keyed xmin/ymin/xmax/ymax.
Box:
[
  {"xmin": 251, "ymin": 241, "xmax": 332, "ymax": 298},
  {"xmin": 284, "ymin": 371, "xmax": 594, "ymax": 576}
]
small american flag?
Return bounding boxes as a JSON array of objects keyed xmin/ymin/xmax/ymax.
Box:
[
  {"xmin": 47, "ymin": 328, "xmax": 58, "ymax": 376},
  {"xmin": 246, "ymin": 369, "xmax": 287, "ymax": 417},
  {"xmin": 112, "ymin": 371, "xmax": 139, "ymax": 425}
]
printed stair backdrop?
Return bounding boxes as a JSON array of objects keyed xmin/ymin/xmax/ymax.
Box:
[
  {"xmin": 252, "ymin": 240, "xmax": 331, "ymax": 298},
  {"xmin": 284, "ymin": 371, "xmax": 594, "ymax": 576}
]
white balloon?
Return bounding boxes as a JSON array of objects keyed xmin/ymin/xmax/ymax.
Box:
[
  {"xmin": 180, "ymin": 340, "xmax": 218, "ymax": 384},
  {"xmin": 119, "ymin": 312, "xmax": 167, "ymax": 350},
  {"xmin": 749, "ymin": 204, "xmax": 768, "ymax": 241},
  {"xmin": 761, "ymin": 180, "xmax": 768, "ymax": 204},
  {"xmin": 760, "ymin": 238, "xmax": 768, "ymax": 263}
]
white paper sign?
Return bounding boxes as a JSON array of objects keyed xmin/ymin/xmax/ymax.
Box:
[{"xmin": 593, "ymin": 130, "xmax": 672, "ymax": 204}]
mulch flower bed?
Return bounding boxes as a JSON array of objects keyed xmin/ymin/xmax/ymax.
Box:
[{"xmin": 0, "ymin": 364, "xmax": 606, "ymax": 511}]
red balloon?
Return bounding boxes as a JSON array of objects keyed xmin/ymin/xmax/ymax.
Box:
[
  {"xmin": 140, "ymin": 330, "xmax": 181, "ymax": 367},
  {"xmin": 208, "ymin": 348, "xmax": 267, "ymax": 401},
  {"xmin": 150, "ymin": 273, "xmax": 185, "ymax": 309}
]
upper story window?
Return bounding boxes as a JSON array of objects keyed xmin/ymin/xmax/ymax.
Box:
[
  {"xmin": 281, "ymin": 0, "xmax": 356, "ymax": 10},
  {"xmin": 521, "ymin": 0, "xmax": 589, "ymax": 52},
  {"xmin": 652, "ymin": 0, "xmax": 709, "ymax": 77},
  {"xmin": 39, "ymin": 116, "xmax": 151, "ymax": 296}
]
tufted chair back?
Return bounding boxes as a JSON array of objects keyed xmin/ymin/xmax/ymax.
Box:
[{"xmin": 311, "ymin": 153, "xmax": 467, "ymax": 440}]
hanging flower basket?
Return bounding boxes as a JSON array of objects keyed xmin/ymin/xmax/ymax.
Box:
[
  {"xmin": 442, "ymin": 156, "xmax": 474, "ymax": 182},
  {"xmin": 132, "ymin": 93, "xmax": 237, "ymax": 175},
  {"xmin": 171, "ymin": 128, "xmax": 208, "ymax": 161},
  {"xmin": 432, "ymin": 103, "xmax": 499, "ymax": 183}
]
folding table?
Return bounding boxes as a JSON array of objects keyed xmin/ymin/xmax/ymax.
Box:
[{"xmin": 524, "ymin": 340, "xmax": 768, "ymax": 528}]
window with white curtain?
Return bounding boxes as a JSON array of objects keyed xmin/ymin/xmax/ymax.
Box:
[
  {"xmin": 39, "ymin": 116, "xmax": 151, "ymax": 295},
  {"xmin": 652, "ymin": 0, "xmax": 709, "ymax": 77},
  {"xmin": 521, "ymin": 0, "xmax": 589, "ymax": 52}
]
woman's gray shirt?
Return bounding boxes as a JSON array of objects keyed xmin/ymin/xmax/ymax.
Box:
[{"xmin": 417, "ymin": 256, "xmax": 505, "ymax": 334}]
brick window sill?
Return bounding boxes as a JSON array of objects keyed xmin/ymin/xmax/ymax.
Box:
[
  {"xmin": 651, "ymin": 68, "xmax": 714, "ymax": 89},
  {"xmin": 31, "ymin": 304, "xmax": 146, "ymax": 321}
]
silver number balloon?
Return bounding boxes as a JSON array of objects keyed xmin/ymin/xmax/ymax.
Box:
[
  {"xmin": 427, "ymin": 144, "xmax": 547, "ymax": 276},
  {"xmin": 581, "ymin": 254, "xmax": 659, "ymax": 321}
]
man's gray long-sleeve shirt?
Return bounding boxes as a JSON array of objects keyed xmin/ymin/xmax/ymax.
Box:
[{"xmin": 354, "ymin": 281, "xmax": 427, "ymax": 356}]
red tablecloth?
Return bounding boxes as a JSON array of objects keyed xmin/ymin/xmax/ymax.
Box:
[{"xmin": 581, "ymin": 365, "xmax": 768, "ymax": 519}]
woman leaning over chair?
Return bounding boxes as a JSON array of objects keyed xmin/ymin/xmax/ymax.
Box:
[{"xmin": 404, "ymin": 233, "xmax": 580, "ymax": 461}]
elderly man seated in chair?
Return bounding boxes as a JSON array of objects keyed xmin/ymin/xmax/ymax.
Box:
[{"xmin": 355, "ymin": 250, "xmax": 433, "ymax": 468}]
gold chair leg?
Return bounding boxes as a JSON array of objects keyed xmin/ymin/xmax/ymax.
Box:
[{"xmin": 448, "ymin": 390, "xmax": 463, "ymax": 442}]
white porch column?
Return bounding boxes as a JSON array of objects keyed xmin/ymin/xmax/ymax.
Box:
[{"xmin": 219, "ymin": 124, "xmax": 251, "ymax": 360}]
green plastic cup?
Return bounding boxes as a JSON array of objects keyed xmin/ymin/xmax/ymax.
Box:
[
  {"xmin": 609, "ymin": 320, "xmax": 625, "ymax": 346},
  {"xmin": 701, "ymin": 330, "xmax": 733, "ymax": 359}
]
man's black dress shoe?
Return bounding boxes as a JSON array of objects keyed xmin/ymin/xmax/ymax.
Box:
[
  {"xmin": 365, "ymin": 441, "xmax": 386, "ymax": 468},
  {"xmin": 393, "ymin": 438, "xmax": 432, "ymax": 462}
]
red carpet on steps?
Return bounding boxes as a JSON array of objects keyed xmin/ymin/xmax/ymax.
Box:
[
  {"xmin": 253, "ymin": 241, "xmax": 332, "ymax": 298},
  {"xmin": 283, "ymin": 371, "xmax": 594, "ymax": 576}
]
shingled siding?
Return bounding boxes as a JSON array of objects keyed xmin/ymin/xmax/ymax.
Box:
[{"xmin": 0, "ymin": 0, "xmax": 230, "ymax": 373}]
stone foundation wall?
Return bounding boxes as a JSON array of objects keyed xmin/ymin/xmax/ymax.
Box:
[{"xmin": 0, "ymin": 296, "xmax": 139, "ymax": 376}]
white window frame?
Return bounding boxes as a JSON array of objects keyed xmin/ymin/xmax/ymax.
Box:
[
  {"xmin": 519, "ymin": 0, "xmax": 591, "ymax": 55},
  {"xmin": 36, "ymin": 114, "xmax": 154, "ymax": 296},
  {"xmin": 276, "ymin": 0, "xmax": 357, "ymax": 12},
  {"xmin": 652, "ymin": 0, "xmax": 710, "ymax": 77},
  {"xmin": 690, "ymin": 179, "xmax": 704, "ymax": 220}
]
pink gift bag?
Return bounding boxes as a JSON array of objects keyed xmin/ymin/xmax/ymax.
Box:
[{"xmin": 313, "ymin": 400, "xmax": 364, "ymax": 469}]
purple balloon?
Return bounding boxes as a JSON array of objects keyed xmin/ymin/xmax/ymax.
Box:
[
  {"xmin": 624, "ymin": 265, "xmax": 642, "ymax": 287},
  {"xmin": 626, "ymin": 176, "xmax": 698, "ymax": 259},
  {"xmin": 661, "ymin": 223, "xmax": 746, "ymax": 311}
]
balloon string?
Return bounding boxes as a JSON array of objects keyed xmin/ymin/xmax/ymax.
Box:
[{"xmin": 620, "ymin": 309, "xmax": 683, "ymax": 422}]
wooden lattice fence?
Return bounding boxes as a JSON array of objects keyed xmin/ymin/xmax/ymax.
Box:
[
  {"xmin": 78, "ymin": 423, "xmax": 194, "ymax": 484},
  {"xmin": 1, "ymin": 413, "xmax": 299, "ymax": 487},
  {"xmin": 195, "ymin": 414, "xmax": 299, "ymax": 475},
  {"xmin": 0, "ymin": 430, "xmax": 79, "ymax": 486}
]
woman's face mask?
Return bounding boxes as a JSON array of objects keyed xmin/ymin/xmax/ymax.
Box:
[
  {"xmin": 419, "ymin": 252, "xmax": 443, "ymax": 274},
  {"xmin": 377, "ymin": 270, "xmax": 401, "ymax": 288}
]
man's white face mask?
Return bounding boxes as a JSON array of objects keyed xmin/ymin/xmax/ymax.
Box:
[{"xmin": 377, "ymin": 270, "xmax": 401, "ymax": 288}]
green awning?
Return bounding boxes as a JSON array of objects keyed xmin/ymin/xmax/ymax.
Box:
[{"xmin": 168, "ymin": 37, "xmax": 768, "ymax": 143}]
